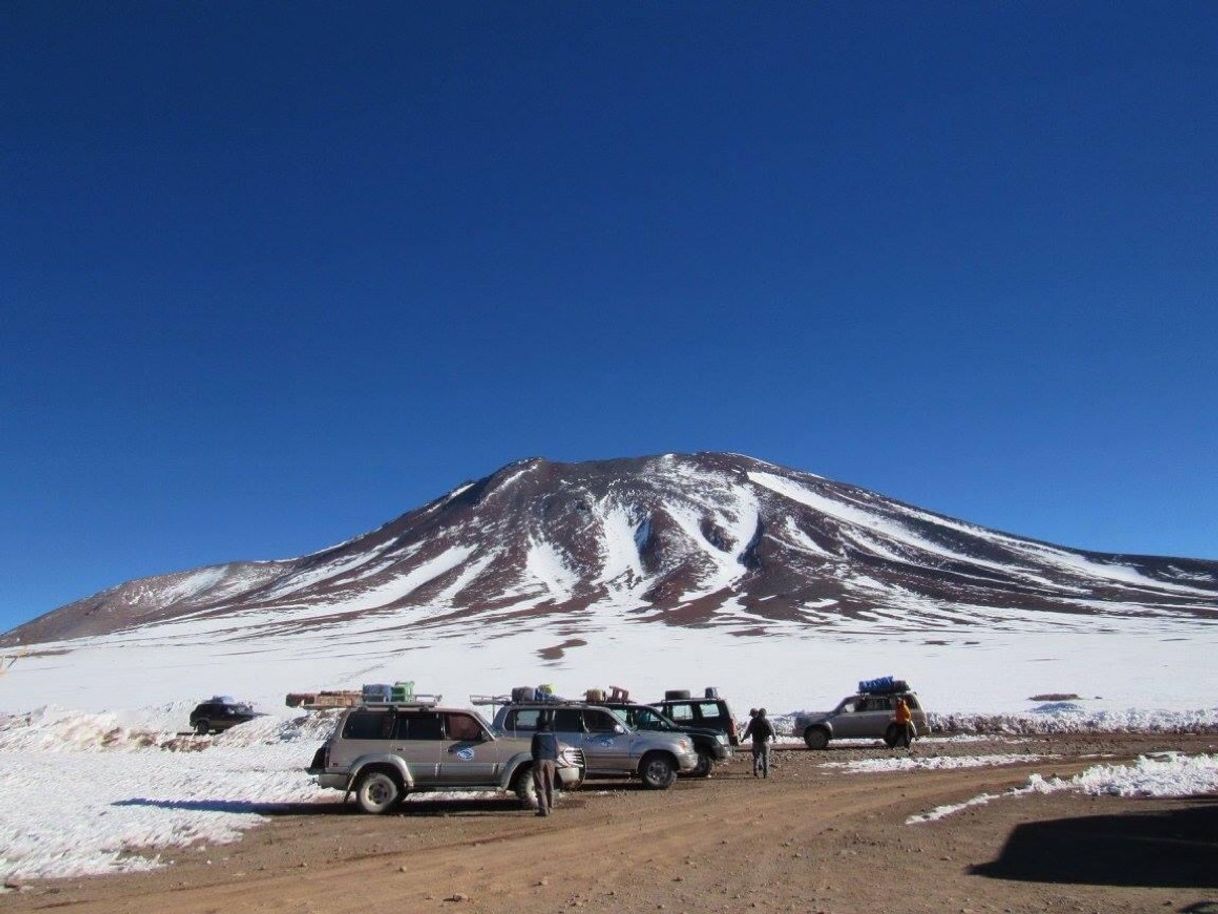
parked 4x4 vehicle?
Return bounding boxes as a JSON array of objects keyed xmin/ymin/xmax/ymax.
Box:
[
  {"xmin": 600, "ymin": 702, "xmax": 730, "ymax": 778},
  {"xmin": 794, "ymin": 682, "xmax": 929, "ymax": 750},
  {"xmin": 189, "ymin": 697, "xmax": 258, "ymax": 735},
  {"xmin": 652, "ymin": 690, "xmax": 740, "ymax": 748},
  {"xmin": 491, "ymin": 701, "xmax": 698, "ymax": 789},
  {"xmin": 307, "ymin": 702, "xmax": 585, "ymax": 814}
]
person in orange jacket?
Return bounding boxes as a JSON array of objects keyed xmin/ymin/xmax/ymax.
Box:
[{"xmin": 893, "ymin": 696, "xmax": 916, "ymax": 751}]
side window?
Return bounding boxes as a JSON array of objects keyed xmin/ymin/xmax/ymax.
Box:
[
  {"xmin": 583, "ymin": 710, "xmax": 618, "ymax": 732},
  {"xmin": 394, "ymin": 712, "xmax": 443, "ymax": 741},
  {"xmin": 444, "ymin": 713, "xmax": 483, "ymax": 741},
  {"xmin": 669, "ymin": 704, "xmax": 694, "ymax": 722},
  {"xmin": 552, "ymin": 709, "xmax": 585, "ymax": 732},
  {"xmin": 697, "ymin": 702, "xmax": 724, "ymax": 722},
  {"xmin": 508, "ymin": 709, "xmax": 541, "ymax": 732},
  {"xmin": 343, "ymin": 710, "xmax": 393, "ymax": 740}
]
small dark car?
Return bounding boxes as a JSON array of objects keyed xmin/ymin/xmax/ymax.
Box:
[
  {"xmin": 189, "ymin": 697, "xmax": 257, "ymax": 735},
  {"xmin": 601, "ymin": 702, "xmax": 731, "ymax": 778}
]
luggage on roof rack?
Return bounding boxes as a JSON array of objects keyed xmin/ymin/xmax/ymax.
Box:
[
  {"xmin": 665, "ymin": 689, "xmax": 691, "ymax": 700},
  {"xmin": 858, "ymin": 676, "xmax": 910, "ymax": 695}
]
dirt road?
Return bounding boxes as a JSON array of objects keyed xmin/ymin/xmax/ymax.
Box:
[{"xmin": 6, "ymin": 733, "xmax": 1216, "ymax": 913}]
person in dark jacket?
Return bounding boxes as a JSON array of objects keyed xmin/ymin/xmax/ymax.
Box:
[
  {"xmin": 530, "ymin": 717, "xmax": 559, "ymax": 817},
  {"xmin": 741, "ymin": 707, "xmax": 775, "ymax": 778}
]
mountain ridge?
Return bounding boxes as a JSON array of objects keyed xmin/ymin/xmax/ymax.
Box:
[{"xmin": 7, "ymin": 452, "xmax": 1217, "ymax": 646}]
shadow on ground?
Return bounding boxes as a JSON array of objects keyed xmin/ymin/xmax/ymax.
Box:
[
  {"xmin": 971, "ymin": 796, "xmax": 1218, "ymax": 889},
  {"xmin": 112, "ymin": 796, "xmax": 589, "ymax": 817}
]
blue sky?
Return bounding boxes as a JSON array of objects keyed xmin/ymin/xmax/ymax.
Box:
[{"xmin": 2, "ymin": 3, "xmax": 1215, "ymax": 630}]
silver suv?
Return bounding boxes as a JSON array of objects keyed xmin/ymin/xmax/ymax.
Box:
[
  {"xmin": 491, "ymin": 702, "xmax": 698, "ymax": 789},
  {"xmin": 794, "ymin": 689, "xmax": 929, "ymax": 749},
  {"xmin": 307, "ymin": 703, "xmax": 585, "ymax": 814}
]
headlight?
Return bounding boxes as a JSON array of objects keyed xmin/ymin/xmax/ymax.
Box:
[
  {"xmin": 716, "ymin": 733, "xmax": 728, "ymax": 745},
  {"xmin": 680, "ymin": 738, "xmax": 692, "ymax": 750}
]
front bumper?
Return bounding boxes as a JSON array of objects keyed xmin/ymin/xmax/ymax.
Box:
[
  {"xmin": 556, "ymin": 766, "xmax": 583, "ymax": 788},
  {"xmin": 675, "ymin": 749, "xmax": 700, "ymax": 772}
]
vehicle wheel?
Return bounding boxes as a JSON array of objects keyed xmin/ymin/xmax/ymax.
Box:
[
  {"xmin": 355, "ymin": 770, "xmax": 402, "ymax": 814},
  {"xmin": 803, "ymin": 727, "xmax": 829, "ymax": 750},
  {"xmin": 688, "ymin": 750, "xmax": 714, "ymax": 779},
  {"xmin": 639, "ymin": 753, "xmax": 677, "ymax": 790},
  {"xmin": 514, "ymin": 765, "xmax": 541, "ymax": 811},
  {"xmin": 194, "ymin": 720, "xmax": 210, "ymax": 736},
  {"xmin": 883, "ymin": 723, "xmax": 901, "ymax": 749}
]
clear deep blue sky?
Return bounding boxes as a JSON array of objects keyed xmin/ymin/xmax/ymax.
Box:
[{"xmin": 2, "ymin": 3, "xmax": 1216, "ymax": 630}]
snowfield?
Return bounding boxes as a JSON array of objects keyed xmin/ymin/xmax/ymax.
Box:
[{"xmin": 0, "ymin": 711, "xmax": 334, "ymax": 880}]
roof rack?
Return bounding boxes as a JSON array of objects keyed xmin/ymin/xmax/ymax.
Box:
[{"xmin": 362, "ymin": 693, "xmax": 443, "ymax": 707}]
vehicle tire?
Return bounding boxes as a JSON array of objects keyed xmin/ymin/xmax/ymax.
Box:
[
  {"xmin": 883, "ymin": 723, "xmax": 901, "ymax": 749},
  {"xmin": 514, "ymin": 764, "xmax": 540, "ymax": 811},
  {"xmin": 355, "ymin": 770, "xmax": 402, "ymax": 815},
  {"xmin": 194, "ymin": 720, "xmax": 210, "ymax": 736},
  {"xmin": 639, "ymin": 753, "xmax": 678, "ymax": 790},
  {"xmin": 803, "ymin": 727, "xmax": 830, "ymax": 750},
  {"xmin": 688, "ymin": 750, "xmax": 714, "ymax": 779}
]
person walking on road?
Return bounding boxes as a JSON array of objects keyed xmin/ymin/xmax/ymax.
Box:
[
  {"xmin": 893, "ymin": 696, "xmax": 916, "ymax": 752},
  {"xmin": 742, "ymin": 707, "xmax": 775, "ymax": 778},
  {"xmin": 530, "ymin": 717, "xmax": 559, "ymax": 817}
]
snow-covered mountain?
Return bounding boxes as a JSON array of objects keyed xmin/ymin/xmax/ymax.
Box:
[{"xmin": 8, "ymin": 452, "xmax": 1216, "ymax": 645}]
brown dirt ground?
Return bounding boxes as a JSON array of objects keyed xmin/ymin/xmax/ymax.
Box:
[{"xmin": 4, "ymin": 733, "xmax": 1217, "ymax": 914}]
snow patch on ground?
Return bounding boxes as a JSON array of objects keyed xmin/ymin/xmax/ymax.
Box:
[
  {"xmin": 824, "ymin": 753, "xmax": 1044, "ymax": 773},
  {"xmin": 906, "ymin": 753, "xmax": 1218, "ymax": 824}
]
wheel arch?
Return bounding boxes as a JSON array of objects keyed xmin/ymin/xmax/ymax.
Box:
[{"xmin": 347, "ymin": 754, "xmax": 414, "ymax": 791}]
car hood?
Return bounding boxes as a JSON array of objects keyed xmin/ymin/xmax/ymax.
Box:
[{"xmin": 796, "ymin": 711, "xmax": 831, "ymax": 724}]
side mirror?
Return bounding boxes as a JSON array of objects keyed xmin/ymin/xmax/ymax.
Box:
[{"xmin": 613, "ymin": 724, "xmax": 626, "ymax": 734}]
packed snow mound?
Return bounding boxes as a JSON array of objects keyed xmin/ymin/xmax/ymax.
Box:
[
  {"xmin": 1074, "ymin": 752, "xmax": 1218, "ymax": 797},
  {"xmin": 928, "ymin": 706, "xmax": 1218, "ymax": 735},
  {"xmin": 0, "ymin": 706, "xmax": 334, "ymax": 753}
]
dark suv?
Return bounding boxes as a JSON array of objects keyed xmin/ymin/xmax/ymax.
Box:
[
  {"xmin": 600, "ymin": 702, "xmax": 731, "ymax": 778},
  {"xmin": 189, "ymin": 697, "xmax": 257, "ymax": 735},
  {"xmin": 653, "ymin": 692, "xmax": 740, "ymax": 748}
]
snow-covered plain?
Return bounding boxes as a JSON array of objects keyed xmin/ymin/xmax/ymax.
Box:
[{"xmin": 0, "ymin": 710, "xmax": 334, "ymax": 881}]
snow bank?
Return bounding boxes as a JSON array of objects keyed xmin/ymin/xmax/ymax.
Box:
[
  {"xmin": 927, "ymin": 705, "xmax": 1218, "ymax": 736},
  {"xmin": 906, "ymin": 753, "xmax": 1218, "ymax": 824},
  {"xmin": 0, "ymin": 707, "xmax": 334, "ymax": 881}
]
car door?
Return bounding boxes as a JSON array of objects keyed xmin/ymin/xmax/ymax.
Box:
[
  {"xmin": 830, "ymin": 698, "xmax": 866, "ymax": 738},
  {"xmin": 390, "ymin": 711, "xmax": 443, "ymax": 786},
  {"xmin": 581, "ymin": 708, "xmax": 632, "ymax": 772},
  {"xmin": 437, "ymin": 711, "xmax": 498, "ymax": 784},
  {"xmin": 859, "ymin": 695, "xmax": 895, "ymax": 738}
]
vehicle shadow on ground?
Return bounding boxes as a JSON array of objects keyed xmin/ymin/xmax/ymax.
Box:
[
  {"xmin": 970, "ymin": 796, "xmax": 1218, "ymax": 889},
  {"xmin": 112, "ymin": 797, "xmax": 589, "ymax": 817},
  {"xmin": 112, "ymin": 798, "xmax": 349, "ymax": 816}
]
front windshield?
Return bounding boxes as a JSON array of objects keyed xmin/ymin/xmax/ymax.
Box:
[
  {"xmin": 606, "ymin": 708, "xmax": 632, "ymax": 729},
  {"xmin": 630, "ymin": 707, "xmax": 676, "ymax": 731}
]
